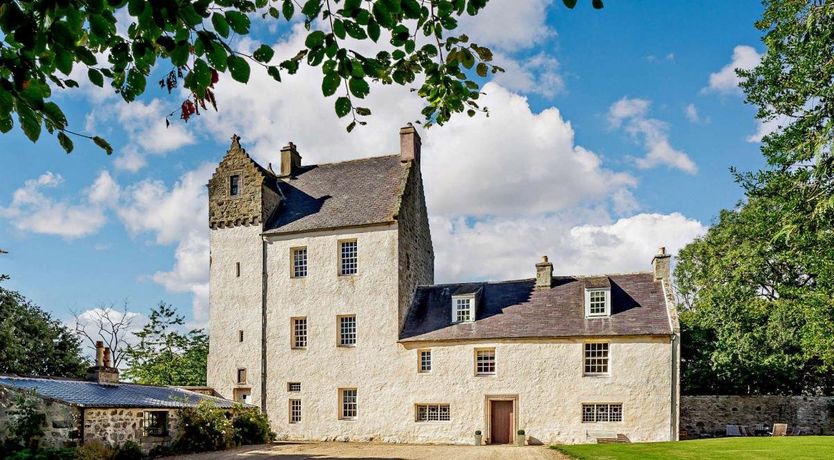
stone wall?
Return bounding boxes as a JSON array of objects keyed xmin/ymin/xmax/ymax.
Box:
[
  {"xmin": 680, "ymin": 395, "xmax": 834, "ymax": 438},
  {"xmin": 0, "ymin": 386, "xmax": 82, "ymax": 448},
  {"xmin": 208, "ymin": 138, "xmax": 278, "ymax": 229},
  {"xmin": 83, "ymin": 408, "xmax": 180, "ymax": 451}
]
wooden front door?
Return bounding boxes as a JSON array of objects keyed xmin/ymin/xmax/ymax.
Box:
[{"xmin": 490, "ymin": 400, "xmax": 514, "ymax": 444}]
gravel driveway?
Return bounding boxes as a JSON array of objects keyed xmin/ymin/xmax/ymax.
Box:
[{"xmin": 163, "ymin": 441, "xmax": 569, "ymax": 460}]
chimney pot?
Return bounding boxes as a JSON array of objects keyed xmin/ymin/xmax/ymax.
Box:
[
  {"xmin": 95, "ymin": 341, "xmax": 105, "ymax": 367},
  {"xmin": 103, "ymin": 347, "xmax": 112, "ymax": 368},
  {"xmin": 280, "ymin": 142, "xmax": 302, "ymax": 177},
  {"xmin": 400, "ymin": 123, "xmax": 421, "ymax": 164},
  {"xmin": 535, "ymin": 255, "xmax": 553, "ymax": 289}
]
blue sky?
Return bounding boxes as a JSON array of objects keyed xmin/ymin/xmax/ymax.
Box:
[{"xmin": 0, "ymin": 0, "xmax": 767, "ymax": 327}]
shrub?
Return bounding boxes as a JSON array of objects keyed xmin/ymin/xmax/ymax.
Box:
[
  {"xmin": 7, "ymin": 391, "xmax": 46, "ymax": 451},
  {"xmin": 232, "ymin": 407, "xmax": 273, "ymax": 446},
  {"xmin": 5, "ymin": 448, "xmax": 76, "ymax": 460},
  {"xmin": 75, "ymin": 441, "xmax": 115, "ymax": 460},
  {"xmin": 175, "ymin": 401, "xmax": 234, "ymax": 453},
  {"xmin": 114, "ymin": 441, "xmax": 144, "ymax": 460}
]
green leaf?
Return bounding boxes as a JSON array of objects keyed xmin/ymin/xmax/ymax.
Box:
[
  {"xmin": 93, "ymin": 136, "xmax": 113, "ymax": 154},
  {"xmin": 335, "ymin": 96, "xmax": 351, "ymax": 118},
  {"xmin": 212, "ymin": 13, "xmax": 230, "ymax": 38},
  {"xmin": 476, "ymin": 63, "xmax": 487, "ymax": 78},
  {"xmin": 592, "ymin": 0, "xmax": 604, "ymax": 9},
  {"xmin": 42, "ymin": 102, "xmax": 67, "ymax": 128},
  {"xmin": 228, "ymin": 55, "xmax": 251, "ymax": 83},
  {"xmin": 54, "ymin": 48, "xmax": 73, "ymax": 75},
  {"xmin": 0, "ymin": 112, "xmax": 12, "ymax": 133},
  {"xmin": 225, "ymin": 11, "xmax": 251, "ymax": 34},
  {"xmin": 57, "ymin": 132, "xmax": 74, "ymax": 153},
  {"xmin": 305, "ymin": 31, "xmax": 326, "ymax": 49},
  {"xmin": 322, "ymin": 72, "xmax": 341, "ymax": 97},
  {"xmin": 193, "ymin": 58, "xmax": 212, "ymax": 89},
  {"xmin": 171, "ymin": 42, "xmax": 191, "ymax": 66},
  {"xmin": 282, "ymin": 0, "xmax": 295, "ymax": 20},
  {"xmin": 208, "ymin": 43, "xmax": 228, "ymax": 71},
  {"xmin": 346, "ymin": 120, "xmax": 357, "ymax": 132},
  {"xmin": 372, "ymin": 1, "xmax": 393, "ymax": 28},
  {"xmin": 17, "ymin": 103, "xmax": 41, "ymax": 142},
  {"xmin": 267, "ymin": 66, "xmax": 282, "ymax": 82},
  {"xmin": 302, "ymin": 0, "xmax": 322, "ymax": 17},
  {"xmin": 367, "ymin": 19, "xmax": 381, "ymax": 42},
  {"xmin": 348, "ymin": 77, "xmax": 370, "ymax": 98},
  {"xmin": 333, "ymin": 19, "xmax": 346, "ymax": 39},
  {"xmin": 253, "ymin": 44, "xmax": 275, "ymax": 63},
  {"xmin": 562, "ymin": 0, "xmax": 578, "ymax": 8}
]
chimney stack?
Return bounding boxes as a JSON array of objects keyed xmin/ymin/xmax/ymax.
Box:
[
  {"xmin": 88, "ymin": 341, "xmax": 119, "ymax": 385},
  {"xmin": 652, "ymin": 246, "xmax": 671, "ymax": 282},
  {"xmin": 535, "ymin": 256, "xmax": 553, "ymax": 289},
  {"xmin": 280, "ymin": 142, "xmax": 302, "ymax": 177},
  {"xmin": 400, "ymin": 123, "xmax": 421, "ymax": 164}
]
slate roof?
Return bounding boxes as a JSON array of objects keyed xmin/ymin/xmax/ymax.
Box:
[
  {"xmin": 264, "ymin": 155, "xmax": 409, "ymax": 235},
  {"xmin": 400, "ymin": 273, "xmax": 673, "ymax": 342},
  {"xmin": 0, "ymin": 376, "xmax": 238, "ymax": 409}
]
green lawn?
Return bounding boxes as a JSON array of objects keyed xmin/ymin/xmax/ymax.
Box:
[{"xmin": 552, "ymin": 436, "xmax": 834, "ymax": 460}]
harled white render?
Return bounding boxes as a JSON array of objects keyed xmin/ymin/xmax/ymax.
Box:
[{"xmin": 206, "ymin": 125, "xmax": 679, "ymax": 445}]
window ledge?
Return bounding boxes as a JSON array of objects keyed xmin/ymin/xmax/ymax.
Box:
[{"xmin": 582, "ymin": 373, "xmax": 611, "ymax": 378}]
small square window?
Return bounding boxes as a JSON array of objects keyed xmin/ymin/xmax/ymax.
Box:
[
  {"xmin": 237, "ymin": 368, "xmax": 247, "ymax": 384},
  {"xmin": 143, "ymin": 411, "xmax": 168, "ymax": 436},
  {"xmin": 292, "ymin": 247, "xmax": 308, "ymax": 278},
  {"xmin": 292, "ymin": 317, "xmax": 307, "ymax": 349},
  {"xmin": 289, "ymin": 399, "xmax": 302, "ymax": 423},
  {"xmin": 338, "ymin": 315, "xmax": 356, "ymax": 346},
  {"xmin": 585, "ymin": 288, "xmax": 611, "ymax": 317},
  {"xmin": 584, "ymin": 343, "xmax": 609, "ymax": 375},
  {"xmin": 339, "ymin": 388, "xmax": 357, "ymax": 419},
  {"xmin": 229, "ymin": 175, "xmax": 240, "ymax": 196},
  {"xmin": 419, "ymin": 350, "xmax": 432, "ymax": 373},
  {"xmin": 339, "ymin": 241, "xmax": 358, "ymax": 275},
  {"xmin": 475, "ymin": 349, "xmax": 495, "ymax": 375},
  {"xmin": 288, "ymin": 382, "xmax": 301, "ymax": 392},
  {"xmin": 453, "ymin": 297, "xmax": 473, "ymax": 323}
]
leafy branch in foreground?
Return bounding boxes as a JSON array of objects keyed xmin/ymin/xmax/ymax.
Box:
[{"xmin": 0, "ymin": 0, "xmax": 602, "ymax": 155}]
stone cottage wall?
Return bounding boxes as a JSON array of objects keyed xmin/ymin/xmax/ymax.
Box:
[
  {"xmin": 83, "ymin": 408, "xmax": 180, "ymax": 452},
  {"xmin": 681, "ymin": 395, "xmax": 834, "ymax": 438},
  {"xmin": 0, "ymin": 386, "xmax": 82, "ymax": 448}
]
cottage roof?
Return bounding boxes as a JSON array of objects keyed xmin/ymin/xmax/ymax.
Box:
[
  {"xmin": 263, "ymin": 155, "xmax": 409, "ymax": 235},
  {"xmin": 0, "ymin": 376, "xmax": 239, "ymax": 409},
  {"xmin": 400, "ymin": 273, "xmax": 672, "ymax": 342}
]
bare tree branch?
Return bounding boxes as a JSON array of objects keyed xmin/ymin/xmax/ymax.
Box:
[{"xmin": 72, "ymin": 300, "xmax": 136, "ymax": 368}]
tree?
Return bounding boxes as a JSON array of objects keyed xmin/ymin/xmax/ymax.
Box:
[
  {"xmin": 0, "ymin": 0, "xmax": 600, "ymax": 154},
  {"xmin": 738, "ymin": 0, "xmax": 834, "ymax": 230},
  {"xmin": 123, "ymin": 302, "xmax": 209, "ymax": 385},
  {"xmin": 0, "ymin": 281, "xmax": 88, "ymax": 378},
  {"xmin": 675, "ymin": 192, "xmax": 834, "ymax": 395},
  {"xmin": 72, "ymin": 302, "xmax": 136, "ymax": 368}
]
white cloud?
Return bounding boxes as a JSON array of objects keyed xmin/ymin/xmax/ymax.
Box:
[
  {"xmin": 608, "ymin": 97, "xmax": 698, "ymax": 174},
  {"xmin": 491, "ymin": 52, "xmax": 565, "ymax": 98},
  {"xmin": 87, "ymin": 171, "xmax": 121, "ymax": 205},
  {"xmin": 747, "ymin": 114, "xmax": 791, "ymax": 143},
  {"xmin": 432, "ymin": 212, "xmax": 706, "ymax": 283},
  {"xmin": 684, "ymin": 104, "xmax": 704, "ymax": 124},
  {"xmin": 0, "ymin": 172, "xmax": 108, "ymax": 239},
  {"xmin": 459, "ymin": 0, "xmax": 554, "ymax": 52},
  {"xmin": 704, "ymin": 45, "xmax": 761, "ymax": 94}
]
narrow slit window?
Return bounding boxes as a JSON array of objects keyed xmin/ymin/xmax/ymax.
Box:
[
  {"xmin": 237, "ymin": 368, "xmax": 247, "ymax": 384},
  {"xmin": 236, "ymin": 262, "xmax": 240, "ymax": 277},
  {"xmin": 229, "ymin": 175, "xmax": 240, "ymax": 196},
  {"xmin": 238, "ymin": 330, "xmax": 244, "ymax": 342}
]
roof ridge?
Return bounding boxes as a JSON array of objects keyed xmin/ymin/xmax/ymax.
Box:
[
  {"xmin": 303, "ymin": 153, "xmax": 398, "ymax": 168},
  {"xmin": 417, "ymin": 272, "xmax": 655, "ymax": 289}
]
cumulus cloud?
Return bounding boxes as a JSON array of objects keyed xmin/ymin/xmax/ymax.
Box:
[
  {"xmin": 608, "ymin": 97, "xmax": 698, "ymax": 174},
  {"xmin": 432, "ymin": 212, "xmax": 706, "ymax": 282},
  {"xmin": 704, "ymin": 45, "xmax": 761, "ymax": 95},
  {"xmin": 684, "ymin": 103, "xmax": 707, "ymax": 124},
  {"xmin": 459, "ymin": 0, "xmax": 554, "ymax": 52},
  {"xmin": 0, "ymin": 171, "xmax": 110, "ymax": 239},
  {"xmin": 491, "ymin": 52, "xmax": 565, "ymax": 98}
]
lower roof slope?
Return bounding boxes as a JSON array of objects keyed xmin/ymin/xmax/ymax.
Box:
[
  {"xmin": 0, "ymin": 376, "xmax": 238, "ymax": 409},
  {"xmin": 400, "ymin": 273, "xmax": 672, "ymax": 342}
]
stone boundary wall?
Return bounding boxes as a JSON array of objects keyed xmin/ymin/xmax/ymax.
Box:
[
  {"xmin": 681, "ymin": 395, "xmax": 834, "ymax": 438},
  {"xmin": 0, "ymin": 386, "xmax": 82, "ymax": 449}
]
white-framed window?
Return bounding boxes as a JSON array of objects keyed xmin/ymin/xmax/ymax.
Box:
[
  {"xmin": 339, "ymin": 388, "xmax": 357, "ymax": 419},
  {"xmin": 475, "ymin": 348, "xmax": 496, "ymax": 375},
  {"xmin": 452, "ymin": 296, "xmax": 474, "ymax": 323},
  {"xmin": 581, "ymin": 403, "xmax": 622, "ymax": 423},
  {"xmin": 338, "ymin": 315, "xmax": 356, "ymax": 346},
  {"xmin": 292, "ymin": 247, "xmax": 307, "ymax": 278},
  {"xmin": 583, "ymin": 342, "xmax": 609, "ymax": 375},
  {"xmin": 418, "ymin": 349, "xmax": 432, "ymax": 373},
  {"xmin": 416, "ymin": 404, "xmax": 450, "ymax": 422},
  {"xmin": 291, "ymin": 317, "xmax": 307, "ymax": 349},
  {"xmin": 584, "ymin": 288, "xmax": 611, "ymax": 317},
  {"xmin": 289, "ymin": 399, "xmax": 302, "ymax": 423},
  {"xmin": 287, "ymin": 382, "xmax": 301, "ymax": 392},
  {"xmin": 339, "ymin": 240, "xmax": 358, "ymax": 275}
]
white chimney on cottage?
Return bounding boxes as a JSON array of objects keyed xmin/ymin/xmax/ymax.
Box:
[{"xmin": 400, "ymin": 123, "xmax": 421, "ymax": 164}]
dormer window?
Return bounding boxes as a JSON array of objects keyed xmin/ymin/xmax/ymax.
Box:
[
  {"xmin": 229, "ymin": 175, "xmax": 240, "ymax": 196},
  {"xmin": 452, "ymin": 296, "xmax": 474, "ymax": 323},
  {"xmin": 585, "ymin": 288, "xmax": 611, "ymax": 317}
]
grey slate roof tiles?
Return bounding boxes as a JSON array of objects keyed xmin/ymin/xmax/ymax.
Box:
[
  {"xmin": 0, "ymin": 376, "xmax": 239, "ymax": 408},
  {"xmin": 400, "ymin": 273, "xmax": 672, "ymax": 342},
  {"xmin": 264, "ymin": 155, "xmax": 409, "ymax": 235}
]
